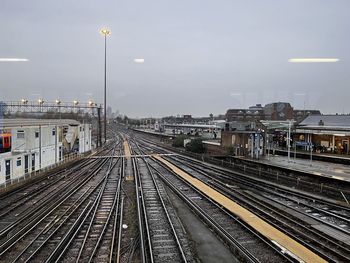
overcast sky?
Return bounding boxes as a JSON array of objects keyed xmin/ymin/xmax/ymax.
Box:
[{"xmin": 1, "ymin": 0, "xmax": 349, "ymax": 117}]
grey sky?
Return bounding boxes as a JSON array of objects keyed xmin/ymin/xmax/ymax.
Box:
[{"xmin": 1, "ymin": 0, "xmax": 349, "ymax": 117}]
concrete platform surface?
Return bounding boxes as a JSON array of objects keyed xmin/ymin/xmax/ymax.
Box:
[
  {"xmin": 254, "ymin": 155, "xmax": 350, "ymax": 182},
  {"xmin": 272, "ymin": 149, "xmax": 350, "ymax": 161}
]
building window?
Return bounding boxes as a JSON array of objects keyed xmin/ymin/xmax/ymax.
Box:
[
  {"xmin": 17, "ymin": 130, "xmax": 25, "ymax": 139},
  {"xmin": 52, "ymin": 129, "xmax": 56, "ymax": 136},
  {"xmin": 17, "ymin": 158, "xmax": 22, "ymax": 166},
  {"xmin": 35, "ymin": 131, "xmax": 39, "ymax": 138}
]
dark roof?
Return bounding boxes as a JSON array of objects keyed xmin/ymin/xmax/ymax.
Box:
[{"xmin": 299, "ymin": 115, "xmax": 350, "ymax": 128}]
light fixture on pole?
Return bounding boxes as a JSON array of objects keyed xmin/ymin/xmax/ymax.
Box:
[{"xmin": 100, "ymin": 28, "xmax": 111, "ymax": 144}]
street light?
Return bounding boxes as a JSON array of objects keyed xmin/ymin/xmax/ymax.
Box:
[
  {"xmin": 100, "ymin": 27, "xmax": 111, "ymax": 144},
  {"xmin": 21, "ymin": 98, "xmax": 28, "ymax": 104},
  {"xmin": 55, "ymin": 99, "xmax": 61, "ymax": 105},
  {"xmin": 73, "ymin": 100, "xmax": 79, "ymax": 106}
]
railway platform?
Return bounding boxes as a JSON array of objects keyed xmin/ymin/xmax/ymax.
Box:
[
  {"xmin": 269, "ymin": 149, "xmax": 350, "ymax": 165},
  {"xmin": 242, "ymin": 155, "xmax": 350, "ymax": 182}
]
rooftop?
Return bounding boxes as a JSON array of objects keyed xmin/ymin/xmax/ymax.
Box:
[
  {"xmin": 0, "ymin": 118, "xmax": 81, "ymax": 128},
  {"xmin": 299, "ymin": 115, "xmax": 350, "ymax": 128}
]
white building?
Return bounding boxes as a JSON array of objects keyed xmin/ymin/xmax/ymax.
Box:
[{"xmin": 0, "ymin": 119, "xmax": 92, "ymax": 185}]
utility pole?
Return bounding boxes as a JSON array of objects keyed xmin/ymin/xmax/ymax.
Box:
[
  {"xmin": 287, "ymin": 120, "xmax": 291, "ymax": 162},
  {"xmin": 100, "ymin": 28, "xmax": 111, "ymax": 144}
]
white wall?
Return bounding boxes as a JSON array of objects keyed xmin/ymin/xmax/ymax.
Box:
[
  {"xmin": 1, "ymin": 124, "xmax": 63, "ymax": 184},
  {"xmin": 0, "ymin": 122, "xmax": 92, "ymax": 184},
  {"xmin": 79, "ymin": 123, "xmax": 92, "ymax": 153}
]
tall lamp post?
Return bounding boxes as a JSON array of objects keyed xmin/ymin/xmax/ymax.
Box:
[{"xmin": 100, "ymin": 28, "xmax": 111, "ymax": 144}]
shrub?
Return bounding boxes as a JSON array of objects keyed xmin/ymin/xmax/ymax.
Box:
[
  {"xmin": 172, "ymin": 135, "xmax": 188, "ymax": 147},
  {"xmin": 185, "ymin": 138, "xmax": 205, "ymax": 153}
]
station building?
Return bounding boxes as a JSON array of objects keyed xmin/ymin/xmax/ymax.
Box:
[
  {"xmin": 226, "ymin": 102, "xmax": 320, "ymax": 123},
  {"xmin": 0, "ymin": 118, "xmax": 92, "ymax": 185},
  {"xmin": 295, "ymin": 115, "xmax": 350, "ymax": 154},
  {"xmin": 162, "ymin": 122, "xmax": 225, "ymax": 139},
  {"xmin": 226, "ymin": 102, "xmax": 294, "ymax": 122}
]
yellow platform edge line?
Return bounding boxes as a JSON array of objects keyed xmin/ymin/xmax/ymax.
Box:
[
  {"xmin": 123, "ymin": 140, "xmax": 132, "ymax": 159},
  {"xmin": 153, "ymin": 155, "xmax": 327, "ymax": 263}
]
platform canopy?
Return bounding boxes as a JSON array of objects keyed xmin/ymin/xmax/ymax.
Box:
[
  {"xmin": 260, "ymin": 120, "xmax": 295, "ymax": 131},
  {"xmin": 298, "ymin": 115, "xmax": 350, "ymax": 131}
]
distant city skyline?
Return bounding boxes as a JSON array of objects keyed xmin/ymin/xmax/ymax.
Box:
[{"xmin": 1, "ymin": 1, "xmax": 349, "ymax": 117}]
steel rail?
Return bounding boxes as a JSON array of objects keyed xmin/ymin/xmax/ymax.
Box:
[
  {"xmin": 0, "ymin": 144, "xmax": 117, "ymax": 258},
  {"xmin": 208, "ymin": 179, "xmax": 350, "ymax": 262},
  {"xmin": 148, "ymin": 153, "xmax": 297, "ymax": 262},
  {"xmin": 28, "ymin": 141, "xmax": 121, "ymax": 262},
  {"xmin": 133, "ymin": 157, "xmax": 148, "ymax": 263},
  {"xmin": 109, "ymin": 158, "xmax": 124, "ymax": 263},
  {"xmin": 0, "ymin": 156, "xmax": 111, "ymax": 257},
  {"xmin": 170, "ymin": 155, "xmax": 350, "ymax": 235},
  {"xmin": 133, "ymin": 140, "xmax": 188, "ymax": 262},
  {"xmin": 161, "ymin": 155, "xmax": 350, "ymax": 261},
  {"xmin": 147, "ymin": 162, "xmax": 261, "ymax": 263}
]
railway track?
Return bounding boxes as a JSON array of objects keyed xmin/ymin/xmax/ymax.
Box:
[
  {"xmin": 131, "ymin": 140, "xmax": 194, "ymax": 262},
  {"xmin": 56, "ymin": 152, "xmax": 122, "ymax": 262},
  {"xmin": 164, "ymin": 155, "xmax": 350, "ymax": 262},
  {"xmin": 135, "ymin": 134, "xmax": 350, "ymax": 230},
  {"xmin": 0, "ymin": 157, "xmax": 111, "ymax": 261},
  {"xmin": 3, "ymin": 125, "xmax": 348, "ymax": 262},
  {"xmin": 0, "ymin": 138, "xmax": 124, "ymax": 262},
  {"xmin": 146, "ymin": 157, "xmax": 291, "ymax": 262},
  {"xmin": 173, "ymin": 154, "xmax": 350, "ymax": 228},
  {"xmin": 168, "ymin": 154, "xmax": 350, "ymax": 231},
  {"xmin": 0, "ymin": 144, "xmax": 113, "ymax": 231},
  {"xmin": 121, "ymin": 135, "xmax": 291, "ymax": 262},
  {"xmin": 130, "ymin": 133, "xmax": 350, "ymax": 262}
]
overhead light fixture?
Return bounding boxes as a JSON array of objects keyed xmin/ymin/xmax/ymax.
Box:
[
  {"xmin": 134, "ymin": 58, "xmax": 145, "ymax": 63},
  {"xmin": 288, "ymin": 58, "xmax": 339, "ymax": 63},
  {"xmin": 100, "ymin": 28, "xmax": 111, "ymax": 36},
  {"xmin": 0, "ymin": 58, "xmax": 29, "ymax": 62}
]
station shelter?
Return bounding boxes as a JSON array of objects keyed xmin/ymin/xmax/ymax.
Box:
[{"xmin": 294, "ymin": 115, "xmax": 350, "ymax": 155}]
